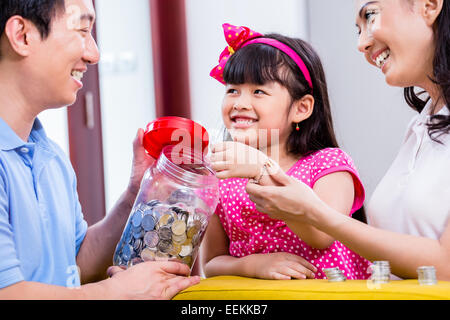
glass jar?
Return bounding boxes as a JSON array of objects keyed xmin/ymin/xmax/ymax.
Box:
[{"xmin": 113, "ymin": 144, "xmax": 219, "ymax": 271}]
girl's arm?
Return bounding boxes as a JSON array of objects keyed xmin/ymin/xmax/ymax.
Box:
[
  {"xmin": 246, "ymin": 170, "xmax": 450, "ymax": 280},
  {"xmin": 201, "ymin": 215, "xmax": 317, "ymax": 279},
  {"xmin": 283, "ymin": 171, "xmax": 355, "ymax": 249}
]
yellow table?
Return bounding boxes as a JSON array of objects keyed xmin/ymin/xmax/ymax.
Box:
[{"xmin": 174, "ymin": 276, "xmax": 450, "ymax": 300}]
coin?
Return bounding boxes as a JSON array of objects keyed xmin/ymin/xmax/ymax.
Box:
[
  {"xmin": 157, "ymin": 240, "xmax": 172, "ymax": 254},
  {"xmin": 179, "ymin": 244, "xmax": 193, "ymax": 257},
  {"xmin": 133, "ymin": 229, "xmax": 144, "ymax": 239},
  {"xmin": 158, "ymin": 226, "xmax": 172, "ymax": 241},
  {"xmin": 130, "ymin": 257, "xmax": 144, "ymax": 266},
  {"xmin": 187, "ymin": 220, "xmax": 202, "ymax": 238},
  {"xmin": 147, "ymin": 199, "xmax": 161, "ymax": 207},
  {"xmin": 122, "ymin": 244, "xmax": 133, "ymax": 261},
  {"xmin": 141, "ymin": 214, "xmax": 156, "ymax": 231},
  {"xmin": 143, "ymin": 230, "xmax": 159, "ymax": 248},
  {"xmin": 155, "ymin": 251, "xmax": 169, "ymax": 261},
  {"xmin": 172, "ymin": 233, "xmax": 187, "ymax": 244},
  {"xmin": 141, "ymin": 248, "xmax": 156, "ymax": 261},
  {"xmin": 171, "ymin": 220, "xmax": 187, "ymax": 236},
  {"xmin": 131, "ymin": 210, "xmax": 143, "ymax": 227},
  {"xmin": 168, "ymin": 242, "xmax": 182, "ymax": 256},
  {"xmin": 182, "ymin": 255, "xmax": 192, "ymax": 266},
  {"xmin": 159, "ymin": 213, "xmax": 175, "ymax": 226},
  {"xmin": 132, "ymin": 238, "xmax": 142, "ymax": 251}
]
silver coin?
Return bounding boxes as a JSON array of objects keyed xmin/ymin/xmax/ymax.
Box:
[
  {"xmin": 122, "ymin": 244, "xmax": 133, "ymax": 261},
  {"xmin": 158, "ymin": 240, "xmax": 173, "ymax": 253},
  {"xmin": 144, "ymin": 230, "xmax": 159, "ymax": 248},
  {"xmin": 158, "ymin": 226, "xmax": 172, "ymax": 241},
  {"xmin": 141, "ymin": 214, "xmax": 156, "ymax": 231},
  {"xmin": 179, "ymin": 244, "xmax": 193, "ymax": 257},
  {"xmin": 131, "ymin": 210, "xmax": 143, "ymax": 227}
]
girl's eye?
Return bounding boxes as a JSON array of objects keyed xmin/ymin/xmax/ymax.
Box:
[
  {"xmin": 254, "ymin": 89, "xmax": 266, "ymax": 95},
  {"xmin": 226, "ymin": 88, "xmax": 238, "ymax": 94}
]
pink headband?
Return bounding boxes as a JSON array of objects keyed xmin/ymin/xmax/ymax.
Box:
[{"xmin": 210, "ymin": 23, "xmax": 313, "ymax": 90}]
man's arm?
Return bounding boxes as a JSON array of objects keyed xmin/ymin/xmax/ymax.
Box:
[{"xmin": 0, "ymin": 261, "xmax": 200, "ymax": 300}]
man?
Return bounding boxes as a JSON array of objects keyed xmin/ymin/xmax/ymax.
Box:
[{"xmin": 0, "ymin": 0, "xmax": 200, "ymax": 299}]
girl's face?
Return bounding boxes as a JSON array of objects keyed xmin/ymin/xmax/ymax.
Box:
[
  {"xmin": 355, "ymin": 0, "xmax": 435, "ymax": 88},
  {"xmin": 221, "ymin": 81, "xmax": 295, "ymax": 150}
]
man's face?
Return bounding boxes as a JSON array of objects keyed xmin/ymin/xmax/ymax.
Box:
[{"xmin": 26, "ymin": 0, "xmax": 99, "ymax": 109}]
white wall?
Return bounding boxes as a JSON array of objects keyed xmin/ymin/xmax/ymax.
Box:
[
  {"xmin": 185, "ymin": 0, "xmax": 309, "ymax": 145},
  {"xmin": 38, "ymin": 108, "xmax": 69, "ymax": 155},
  {"xmin": 95, "ymin": 0, "xmax": 156, "ymax": 212},
  {"xmin": 307, "ymin": 0, "xmax": 415, "ymax": 200}
]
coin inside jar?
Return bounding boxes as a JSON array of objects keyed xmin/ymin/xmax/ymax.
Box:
[
  {"xmin": 172, "ymin": 232, "xmax": 187, "ymax": 244},
  {"xmin": 157, "ymin": 240, "xmax": 172, "ymax": 254},
  {"xmin": 144, "ymin": 230, "xmax": 159, "ymax": 248},
  {"xmin": 179, "ymin": 244, "xmax": 193, "ymax": 257},
  {"xmin": 171, "ymin": 220, "xmax": 187, "ymax": 236},
  {"xmin": 131, "ymin": 210, "xmax": 143, "ymax": 227},
  {"xmin": 159, "ymin": 213, "xmax": 175, "ymax": 227},
  {"xmin": 141, "ymin": 214, "xmax": 156, "ymax": 231},
  {"xmin": 158, "ymin": 226, "xmax": 172, "ymax": 241},
  {"xmin": 187, "ymin": 220, "xmax": 202, "ymax": 238},
  {"xmin": 141, "ymin": 248, "xmax": 156, "ymax": 261}
]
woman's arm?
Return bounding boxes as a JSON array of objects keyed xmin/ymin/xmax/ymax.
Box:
[{"xmin": 246, "ymin": 169, "xmax": 450, "ymax": 280}]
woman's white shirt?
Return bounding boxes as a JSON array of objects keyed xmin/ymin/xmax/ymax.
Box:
[{"xmin": 368, "ymin": 101, "xmax": 450, "ymax": 240}]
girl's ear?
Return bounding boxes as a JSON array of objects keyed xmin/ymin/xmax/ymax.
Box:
[
  {"xmin": 420, "ymin": 0, "xmax": 444, "ymax": 26},
  {"xmin": 291, "ymin": 94, "xmax": 314, "ymax": 123}
]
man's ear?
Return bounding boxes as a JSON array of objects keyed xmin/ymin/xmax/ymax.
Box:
[
  {"xmin": 291, "ymin": 94, "xmax": 314, "ymax": 123},
  {"xmin": 420, "ymin": 0, "xmax": 444, "ymax": 26},
  {"xmin": 3, "ymin": 16, "xmax": 41, "ymax": 57}
]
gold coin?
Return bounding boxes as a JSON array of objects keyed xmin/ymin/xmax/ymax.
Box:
[
  {"xmin": 171, "ymin": 220, "xmax": 187, "ymax": 236},
  {"xmin": 141, "ymin": 248, "xmax": 156, "ymax": 261},
  {"xmin": 182, "ymin": 256, "xmax": 192, "ymax": 266},
  {"xmin": 159, "ymin": 213, "xmax": 175, "ymax": 226},
  {"xmin": 172, "ymin": 233, "xmax": 187, "ymax": 244},
  {"xmin": 168, "ymin": 242, "xmax": 182, "ymax": 256}
]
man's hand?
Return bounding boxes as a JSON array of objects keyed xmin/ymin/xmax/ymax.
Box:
[
  {"xmin": 106, "ymin": 261, "xmax": 200, "ymax": 300},
  {"xmin": 128, "ymin": 128, "xmax": 155, "ymax": 196}
]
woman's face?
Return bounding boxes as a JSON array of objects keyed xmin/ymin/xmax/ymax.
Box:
[{"xmin": 355, "ymin": 0, "xmax": 435, "ymax": 88}]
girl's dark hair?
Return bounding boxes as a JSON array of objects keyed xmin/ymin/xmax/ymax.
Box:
[
  {"xmin": 223, "ymin": 34, "xmax": 367, "ymax": 224},
  {"xmin": 223, "ymin": 33, "xmax": 339, "ymax": 156},
  {"xmin": 404, "ymin": 0, "xmax": 450, "ymax": 142},
  {"xmin": 0, "ymin": 0, "xmax": 65, "ymax": 58}
]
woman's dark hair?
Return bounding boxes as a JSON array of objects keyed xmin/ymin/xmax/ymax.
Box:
[
  {"xmin": 404, "ymin": 0, "xmax": 450, "ymax": 142},
  {"xmin": 0, "ymin": 0, "xmax": 65, "ymax": 58},
  {"xmin": 223, "ymin": 34, "xmax": 367, "ymax": 223},
  {"xmin": 223, "ymin": 33, "xmax": 339, "ymax": 157}
]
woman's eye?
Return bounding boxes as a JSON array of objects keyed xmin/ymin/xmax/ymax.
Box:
[{"xmin": 365, "ymin": 9, "xmax": 378, "ymax": 23}]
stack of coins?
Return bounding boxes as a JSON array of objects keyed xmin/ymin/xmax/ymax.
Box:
[
  {"xmin": 369, "ymin": 261, "xmax": 391, "ymax": 284},
  {"xmin": 113, "ymin": 196, "xmax": 208, "ymax": 269},
  {"xmin": 323, "ymin": 267, "xmax": 347, "ymax": 282},
  {"xmin": 417, "ymin": 266, "xmax": 438, "ymax": 285}
]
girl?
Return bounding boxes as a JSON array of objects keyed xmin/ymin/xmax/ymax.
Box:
[
  {"xmin": 244, "ymin": 0, "xmax": 450, "ymax": 280},
  {"xmin": 201, "ymin": 23, "xmax": 371, "ymax": 280}
]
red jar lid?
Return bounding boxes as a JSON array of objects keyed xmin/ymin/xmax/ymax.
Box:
[{"xmin": 143, "ymin": 116, "xmax": 209, "ymax": 159}]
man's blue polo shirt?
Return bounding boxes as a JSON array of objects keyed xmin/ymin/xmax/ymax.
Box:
[{"xmin": 0, "ymin": 117, "xmax": 88, "ymax": 289}]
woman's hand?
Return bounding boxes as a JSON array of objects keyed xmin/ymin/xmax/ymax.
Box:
[
  {"xmin": 210, "ymin": 141, "xmax": 268, "ymax": 181},
  {"xmin": 127, "ymin": 128, "xmax": 155, "ymax": 196},
  {"xmin": 245, "ymin": 166, "xmax": 322, "ymax": 223},
  {"xmin": 249, "ymin": 252, "xmax": 317, "ymax": 280}
]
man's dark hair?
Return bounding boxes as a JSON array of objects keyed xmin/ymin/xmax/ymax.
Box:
[{"xmin": 0, "ymin": 0, "xmax": 65, "ymax": 57}]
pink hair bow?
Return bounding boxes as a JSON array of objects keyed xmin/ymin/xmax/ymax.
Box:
[{"xmin": 210, "ymin": 23, "xmax": 262, "ymax": 84}]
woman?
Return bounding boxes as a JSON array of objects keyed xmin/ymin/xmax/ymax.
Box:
[{"xmin": 245, "ymin": 0, "xmax": 450, "ymax": 280}]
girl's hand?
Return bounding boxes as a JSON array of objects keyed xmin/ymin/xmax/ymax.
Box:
[
  {"xmin": 210, "ymin": 141, "xmax": 268, "ymax": 181},
  {"xmin": 245, "ymin": 166, "xmax": 322, "ymax": 224},
  {"xmin": 127, "ymin": 128, "xmax": 156, "ymax": 196},
  {"xmin": 250, "ymin": 252, "xmax": 317, "ymax": 280}
]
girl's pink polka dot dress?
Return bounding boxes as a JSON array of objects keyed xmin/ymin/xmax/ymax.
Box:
[{"xmin": 215, "ymin": 148, "xmax": 371, "ymax": 279}]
